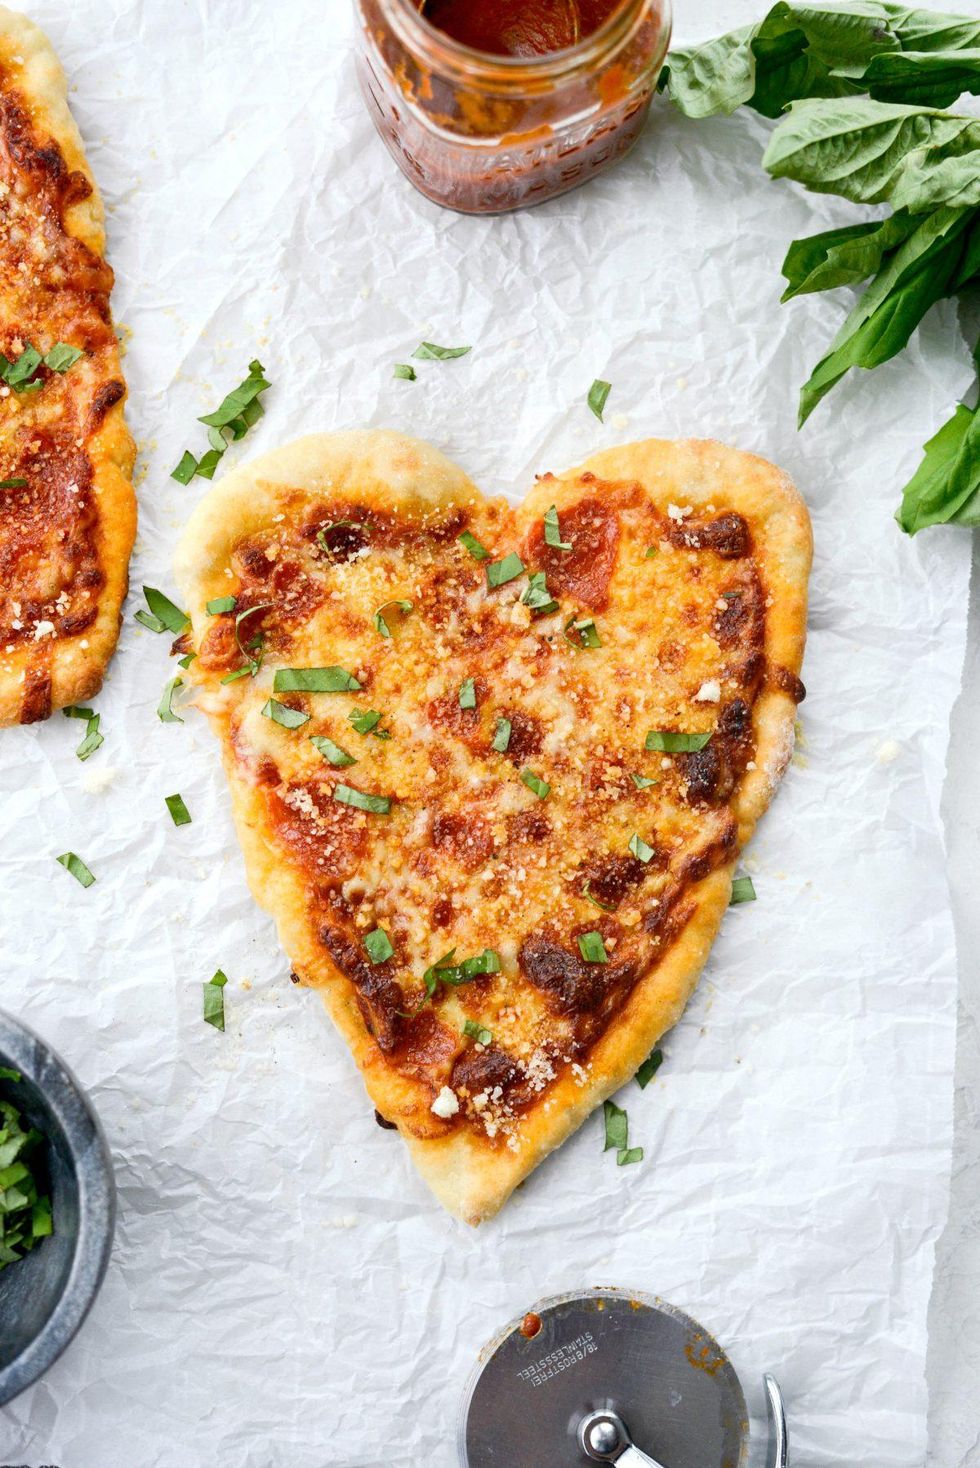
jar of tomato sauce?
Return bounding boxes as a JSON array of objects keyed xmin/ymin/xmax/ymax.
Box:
[{"xmin": 353, "ymin": 0, "xmax": 671, "ymax": 214}]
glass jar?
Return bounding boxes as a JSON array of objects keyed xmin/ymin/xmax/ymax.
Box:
[{"xmin": 353, "ymin": 0, "xmax": 671, "ymax": 214}]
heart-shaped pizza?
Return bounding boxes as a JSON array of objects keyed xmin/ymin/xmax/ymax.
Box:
[{"xmin": 174, "ymin": 430, "xmax": 810, "ymax": 1223}]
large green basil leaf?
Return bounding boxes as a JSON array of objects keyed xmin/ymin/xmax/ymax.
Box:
[
  {"xmin": 658, "ymin": 1, "xmax": 971, "ymax": 119},
  {"xmin": 662, "ymin": 2, "xmax": 980, "ymax": 119},
  {"xmin": 880, "ymin": 5, "xmax": 980, "ymax": 53},
  {"xmin": 860, "ymin": 48, "xmax": 980, "ymax": 106},
  {"xmin": 780, "ymin": 211, "xmax": 918, "ymax": 297},
  {"xmin": 764, "ymin": 99, "xmax": 980, "ymax": 212},
  {"xmin": 950, "ymin": 212, "xmax": 980, "ymax": 288},
  {"xmin": 659, "ymin": 1, "xmax": 892, "ymax": 118},
  {"xmin": 658, "ymin": 24, "xmax": 760, "ymax": 116},
  {"xmin": 788, "ymin": 1, "xmax": 903, "ymax": 71},
  {"xmin": 797, "ymin": 205, "xmax": 972, "ymax": 420},
  {"xmin": 897, "ymin": 389, "xmax": 980, "ymax": 532}
]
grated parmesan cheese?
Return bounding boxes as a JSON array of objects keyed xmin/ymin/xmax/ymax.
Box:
[{"xmin": 431, "ymin": 1086, "xmax": 460, "ymax": 1119}]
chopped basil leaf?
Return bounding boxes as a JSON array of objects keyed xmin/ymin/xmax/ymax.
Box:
[
  {"xmin": 348, "ymin": 708, "xmax": 391, "ymax": 738},
  {"xmin": 520, "ymin": 768, "xmax": 550, "ymax": 800},
  {"xmin": 157, "ymin": 676, "xmax": 184, "ymax": 724},
  {"xmin": 333, "ymin": 783, "xmax": 391, "ymax": 814},
  {"xmin": 203, "ymin": 970, "xmax": 228, "ymax": 1031},
  {"xmin": 75, "ymin": 714, "xmax": 104, "ymax": 762},
  {"xmin": 420, "ymin": 948, "xmax": 501, "ymax": 1003},
  {"xmin": 602, "ymin": 1099, "xmax": 642, "ymax": 1164},
  {"xmin": 636, "ymin": 1047, "xmax": 663, "ymax": 1089},
  {"xmin": 165, "ymin": 793, "xmax": 192, "ymax": 827},
  {"xmin": 458, "ymin": 945, "xmax": 498, "ymax": 973},
  {"xmin": 0, "ymin": 477, "xmax": 27, "ymax": 488},
  {"xmin": 310, "ymin": 734, "xmax": 356, "ymax": 767},
  {"xmin": 411, "ymin": 342, "xmax": 472, "ymax": 360},
  {"xmin": 178, "ymin": 652, "xmax": 197, "ymax": 669},
  {"xmin": 32, "ymin": 1192, "xmax": 54, "ymax": 1237},
  {"xmin": 0, "ymin": 1087, "xmax": 54, "ymax": 1270},
  {"xmin": 170, "ymin": 450, "xmax": 198, "ymax": 484},
  {"xmin": 459, "ymin": 677, "xmax": 476, "ymax": 709},
  {"xmin": 373, "ymin": 599, "xmax": 412, "ymax": 638},
  {"xmin": 274, "ymin": 666, "xmax": 361, "ymax": 693},
  {"xmin": 492, "ymin": 716, "xmax": 511, "ymax": 753},
  {"xmin": 138, "ymin": 586, "xmax": 190, "ymax": 635},
  {"xmin": 261, "ymin": 698, "xmax": 310, "ymax": 730},
  {"xmin": 175, "ymin": 361, "xmax": 270, "ymax": 482},
  {"xmin": 628, "ymin": 833, "xmax": 655, "ymax": 863},
  {"xmin": 198, "ymin": 359, "xmax": 270, "ymax": 429},
  {"xmin": 630, "ymin": 772, "xmax": 659, "ymax": 789},
  {"xmin": 56, "ymin": 851, "xmax": 95, "ymax": 888},
  {"xmin": 486, "ymin": 551, "xmax": 524, "ymax": 589},
  {"xmin": 730, "ymin": 875, "xmax": 757, "ymax": 905},
  {"xmin": 1, "ymin": 344, "xmax": 41, "ymax": 389},
  {"xmin": 588, "ymin": 378, "xmax": 611, "ymax": 421},
  {"xmin": 564, "ymin": 616, "xmax": 601, "ymax": 649},
  {"xmin": 0, "ymin": 1067, "xmax": 21, "ymax": 1082},
  {"xmin": 603, "ymin": 1099, "xmax": 628, "ymax": 1152},
  {"xmin": 231, "ymin": 601, "xmax": 272, "ymax": 678},
  {"xmin": 316, "ymin": 521, "xmax": 359, "ymax": 558},
  {"xmin": 64, "ymin": 704, "xmax": 103, "ymax": 759},
  {"xmin": 543, "ymin": 504, "xmax": 572, "ymax": 551},
  {"xmin": 44, "ymin": 343, "xmax": 84, "ymax": 373},
  {"xmin": 645, "ymin": 729, "xmax": 712, "ymax": 753},
  {"xmin": 578, "ymin": 930, "xmax": 608, "ymax": 964},
  {"xmin": 393, "ymin": 363, "xmax": 416, "ymax": 381},
  {"xmin": 193, "ymin": 447, "xmax": 223, "ymax": 480},
  {"xmin": 421, "ymin": 948, "xmax": 454, "ymax": 997},
  {"xmin": 522, "ymin": 571, "xmax": 559, "ymax": 615},
  {"xmin": 582, "ymin": 880, "xmax": 615, "ymax": 912},
  {"xmin": 364, "ymin": 928, "xmax": 394, "ymax": 964},
  {"xmin": 644, "ymin": 545, "xmax": 659, "ymax": 558},
  {"xmin": 237, "ymin": 396, "xmax": 264, "ymax": 434},
  {"xmin": 206, "ymin": 595, "xmax": 237, "ymax": 615},
  {"xmin": 463, "ymin": 1019, "xmax": 493, "ymax": 1046},
  {"xmin": 458, "ymin": 530, "xmax": 489, "ymax": 561}
]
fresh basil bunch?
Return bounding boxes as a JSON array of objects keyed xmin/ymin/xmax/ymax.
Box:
[{"xmin": 660, "ymin": 2, "xmax": 980, "ymax": 533}]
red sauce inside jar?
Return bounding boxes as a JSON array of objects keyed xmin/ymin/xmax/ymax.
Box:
[
  {"xmin": 421, "ymin": 0, "xmax": 622, "ymax": 57},
  {"xmin": 355, "ymin": 0, "xmax": 669, "ymax": 214}
]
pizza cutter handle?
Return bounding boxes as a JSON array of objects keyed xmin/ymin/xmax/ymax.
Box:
[
  {"xmin": 764, "ymin": 1374, "xmax": 789, "ymax": 1468},
  {"xmin": 578, "ymin": 1409, "xmax": 669, "ymax": 1468},
  {"xmin": 614, "ymin": 1446, "xmax": 667, "ymax": 1468}
]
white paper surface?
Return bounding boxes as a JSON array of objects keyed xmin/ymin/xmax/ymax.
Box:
[{"xmin": 0, "ymin": 2, "xmax": 971, "ymax": 1464}]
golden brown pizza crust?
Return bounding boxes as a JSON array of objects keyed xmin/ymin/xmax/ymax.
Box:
[
  {"xmin": 175, "ymin": 430, "xmax": 811, "ymax": 1225},
  {"xmin": 0, "ymin": 8, "xmax": 135, "ymax": 726}
]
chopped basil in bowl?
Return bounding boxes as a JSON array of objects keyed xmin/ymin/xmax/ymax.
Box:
[{"xmin": 0, "ymin": 1012, "xmax": 115, "ymax": 1406}]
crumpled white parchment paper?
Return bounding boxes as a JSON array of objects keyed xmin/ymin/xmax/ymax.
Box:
[{"xmin": 0, "ymin": 1, "xmax": 971, "ymax": 1463}]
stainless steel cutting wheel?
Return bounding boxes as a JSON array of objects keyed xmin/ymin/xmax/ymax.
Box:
[{"xmin": 458, "ymin": 1288, "xmax": 784, "ymax": 1468}]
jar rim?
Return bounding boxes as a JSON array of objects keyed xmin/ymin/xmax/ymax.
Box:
[{"xmin": 382, "ymin": 0, "xmax": 664, "ymax": 83}]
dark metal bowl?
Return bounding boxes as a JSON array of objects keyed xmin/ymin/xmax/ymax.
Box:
[{"xmin": 0, "ymin": 1011, "xmax": 115, "ymax": 1406}]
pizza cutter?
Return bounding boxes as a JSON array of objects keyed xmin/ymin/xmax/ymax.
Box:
[{"xmin": 457, "ymin": 1289, "xmax": 788, "ymax": 1468}]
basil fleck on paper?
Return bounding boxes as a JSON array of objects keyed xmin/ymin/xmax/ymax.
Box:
[{"xmin": 0, "ymin": 3, "xmax": 966, "ymax": 1466}]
